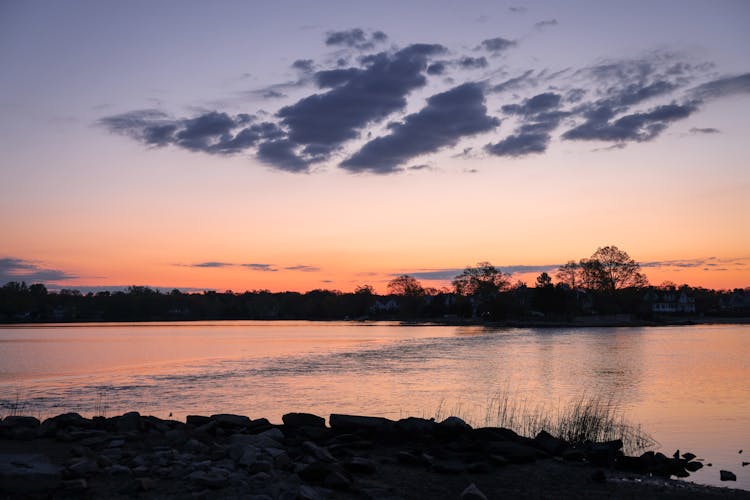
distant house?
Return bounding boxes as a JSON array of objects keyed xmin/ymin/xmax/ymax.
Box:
[
  {"xmin": 370, "ymin": 298, "xmax": 399, "ymax": 313},
  {"xmin": 719, "ymin": 289, "xmax": 750, "ymax": 313},
  {"xmin": 645, "ymin": 289, "xmax": 696, "ymax": 314}
]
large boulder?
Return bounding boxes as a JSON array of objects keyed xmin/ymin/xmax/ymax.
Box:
[
  {"xmin": 282, "ymin": 412, "xmax": 325, "ymax": 428},
  {"xmin": 0, "ymin": 453, "xmax": 62, "ymax": 493},
  {"xmin": 329, "ymin": 414, "xmax": 394, "ymax": 433}
]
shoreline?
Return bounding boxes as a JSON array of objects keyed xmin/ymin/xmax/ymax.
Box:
[
  {"xmin": 1, "ymin": 411, "xmax": 748, "ymax": 499},
  {"xmin": 2, "ymin": 316, "xmax": 750, "ymax": 328}
]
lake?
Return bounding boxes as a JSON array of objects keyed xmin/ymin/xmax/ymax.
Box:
[{"xmin": 0, "ymin": 321, "xmax": 747, "ymax": 489}]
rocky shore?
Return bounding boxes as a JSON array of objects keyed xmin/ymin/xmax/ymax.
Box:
[{"xmin": 1, "ymin": 412, "xmax": 748, "ymax": 499}]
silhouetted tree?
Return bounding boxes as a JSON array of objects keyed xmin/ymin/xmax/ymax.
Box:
[
  {"xmin": 452, "ymin": 262, "xmax": 509, "ymax": 297},
  {"xmin": 581, "ymin": 246, "xmax": 648, "ymax": 292},
  {"xmin": 387, "ymin": 275, "xmax": 424, "ymax": 296},
  {"xmin": 535, "ymin": 272, "xmax": 553, "ymax": 288},
  {"xmin": 556, "ymin": 261, "xmax": 581, "ymax": 289}
]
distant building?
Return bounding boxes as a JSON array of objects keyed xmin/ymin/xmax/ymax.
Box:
[{"xmin": 644, "ymin": 289, "xmax": 696, "ymax": 314}]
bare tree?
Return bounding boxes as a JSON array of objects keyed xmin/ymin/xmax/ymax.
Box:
[
  {"xmin": 387, "ymin": 275, "xmax": 425, "ymax": 296},
  {"xmin": 556, "ymin": 260, "xmax": 581, "ymax": 289},
  {"xmin": 452, "ymin": 262, "xmax": 510, "ymax": 297},
  {"xmin": 582, "ymin": 246, "xmax": 648, "ymax": 291}
]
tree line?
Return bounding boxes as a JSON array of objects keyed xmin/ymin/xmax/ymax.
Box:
[{"xmin": 1, "ymin": 246, "xmax": 747, "ymax": 323}]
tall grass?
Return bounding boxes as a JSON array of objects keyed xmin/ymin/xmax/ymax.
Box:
[{"xmin": 435, "ymin": 391, "xmax": 656, "ymax": 454}]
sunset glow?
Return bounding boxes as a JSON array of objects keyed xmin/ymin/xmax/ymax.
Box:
[{"xmin": 1, "ymin": 1, "xmax": 748, "ymax": 293}]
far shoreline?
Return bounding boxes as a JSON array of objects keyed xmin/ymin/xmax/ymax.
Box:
[{"xmin": 2, "ymin": 315, "xmax": 750, "ymax": 328}]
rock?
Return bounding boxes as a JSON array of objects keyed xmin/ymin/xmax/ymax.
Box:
[
  {"xmin": 720, "ymin": 470, "xmax": 737, "ymax": 481},
  {"xmin": 1, "ymin": 415, "xmax": 40, "ymax": 428},
  {"xmin": 303, "ymin": 441, "xmax": 335, "ymax": 462},
  {"xmin": 561, "ymin": 448, "xmax": 586, "ymax": 462},
  {"xmin": 298, "ymin": 484, "xmax": 326, "ymax": 500},
  {"xmin": 486, "ymin": 441, "xmax": 537, "ymax": 463},
  {"xmin": 68, "ymin": 457, "xmax": 99, "ymax": 477},
  {"xmin": 533, "ymin": 430, "xmax": 567, "ymax": 455},
  {"xmin": 685, "ymin": 461, "xmax": 703, "ymax": 472},
  {"xmin": 62, "ymin": 478, "xmax": 88, "ymax": 493},
  {"xmin": 0, "ymin": 453, "xmax": 62, "ymax": 493},
  {"xmin": 343, "ymin": 457, "xmax": 376, "ymax": 474},
  {"xmin": 461, "ymin": 483, "xmax": 488, "ymax": 500},
  {"xmin": 266, "ymin": 447, "xmax": 292, "ymax": 469},
  {"xmin": 186, "ymin": 415, "xmax": 211, "ymax": 426},
  {"xmin": 210, "ymin": 414, "xmax": 252, "ymax": 428},
  {"xmin": 329, "ymin": 414, "xmax": 394, "ymax": 433},
  {"xmin": 439, "ymin": 416, "xmax": 471, "ymax": 431},
  {"xmin": 137, "ymin": 477, "xmax": 157, "ymax": 491},
  {"xmin": 185, "ymin": 438, "xmax": 210, "ymax": 454},
  {"xmin": 282, "ymin": 412, "xmax": 326, "ymax": 428},
  {"xmin": 682, "ymin": 452, "xmax": 696, "ymax": 461},
  {"xmin": 116, "ymin": 412, "xmax": 142, "ymax": 433},
  {"xmin": 189, "ymin": 468, "xmax": 229, "ymax": 489},
  {"xmin": 396, "ymin": 451, "xmax": 420, "ymax": 465},
  {"xmin": 108, "ymin": 464, "xmax": 131, "ymax": 476},
  {"xmin": 324, "ymin": 470, "xmax": 352, "ymax": 490},
  {"xmin": 591, "ymin": 469, "xmax": 606, "ymax": 483},
  {"xmin": 395, "ymin": 417, "xmax": 437, "ymax": 435}
]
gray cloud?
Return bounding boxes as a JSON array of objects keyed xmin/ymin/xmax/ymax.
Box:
[
  {"xmin": 325, "ymin": 28, "xmax": 388, "ymax": 50},
  {"xmin": 285, "ymin": 265, "xmax": 322, "ymax": 272},
  {"xmin": 563, "ymin": 102, "xmax": 697, "ymax": 142},
  {"xmin": 190, "ymin": 262, "xmax": 233, "ymax": 268},
  {"xmin": 241, "ymin": 263, "xmax": 277, "ymax": 272},
  {"xmin": 341, "ymin": 82, "xmax": 499, "ymax": 173},
  {"xmin": 403, "ymin": 264, "xmax": 560, "ymax": 281},
  {"xmin": 486, "ymin": 132, "xmax": 550, "ymax": 157},
  {"xmin": 488, "ymin": 93, "xmax": 568, "ymax": 157},
  {"xmin": 274, "ymin": 44, "xmax": 447, "ymax": 166},
  {"xmin": 691, "ymin": 73, "xmax": 750, "ymax": 100},
  {"xmin": 509, "ymin": 6, "xmax": 527, "ymax": 14},
  {"xmin": 479, "ymin": 37, "xmax": 517, "ymax": 55},
  {"xmin": 0, "ymin": 257, "xmax": 77, "ymax": 283},
  {"xmin": 292, "ymin": 59, "xmax": 314, "ymax": 73},
  {"xmin": 491, "ymin": 70, "xmax": 535, "ymax": 93},
  {"xmin": 534, "ymin": 19, "xmax": 558, "ymax": 29},
  {"xmin": 457, "ymin": 56, "xmax": 488, "ymax": 70},
  {"xmin": 690, "ymin": 127, "xmax": 720, "ymax": 134}
]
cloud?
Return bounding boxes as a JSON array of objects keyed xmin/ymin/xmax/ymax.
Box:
[
  {"xmin": 491, "ymin": 69, "xmax": 535, "ymax": 93},
  {"xmin": 501, "ymin": 92, "xmax": 562, "ymax": 115},
  {"xmin": 241, "ymin": 263, "xmax": 277, "ymax": 272},
  {"xmin": 292, "ymin": 59, "xmax": 314, "ymax": 73},
  {"xmin": 689, "ymin": 127, "xmax": 720, "ymax": 134},
  {"xmin": 488, "ymin": 93, "xmax": 568, "ymax": 157},
  {"xmin": 509, "ymin": 6, "xmax": 527, "ymax": 14},
  {"xmin": 324, "ymin": 28, "xmax": 388, "ymax": 50},
  {"xmin": 273, "ymin": 44, "xmax": 447, "ymax": 166},
  {"xmin": 285, "ymin": 265, "xmax": 321, "ymax": 272},
  {"xmin": 402, "ymin": 264, "xmax": 560, "ymax": 281},
  {"xmin": 341, "ymin": 82, "xmax": 499, "ymax": 173},
  {"xmin": 256, "ymin": 139, "xmax": 312, "ymax": 172},
  {"xmin": 0, "ymin": 257, "xmax": 77, "ymax": 283},
  {"xmin": 457, "ymin": 56, "xmax": 488, "ymax": 70},
  {"xmin": 534, "ymin": 19, "xmax": 558, "ymax": 29},
  {"xmin": 486, "ymin": 132, "xmax": 550, "ymax": 157},
  {"xmin": 190, "ymin": 262, "xmax": 233, "ymax": 268},
  {"xmin": 640, "ymin": 257, "xmax": 748, "ymax": 270},
  {"xmin": 100, "ymin": 110, "xmax": 283, "ymax": 155},
  {"xmin": 562, "ymin": 102, "xmax": 697, "ymax": 142},
  {"xmin": 479, "ymin": 37, "xmax": 517, "ymax": 55},
  {"xmin": 691, "ymin": 73, "xmax": 750, "ymax": 100},
  {"xmin": 427, "ymin": 62, "xmax": 446, "ymax": 75}
]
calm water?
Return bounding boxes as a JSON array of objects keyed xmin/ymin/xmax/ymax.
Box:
[{"xmin": 0, "ymin": 321, "xmax": 748, "ymax": 489}]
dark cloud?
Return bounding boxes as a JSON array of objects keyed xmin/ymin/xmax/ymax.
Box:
[
  {"xmin": 502, "ymin": 92, "xmax": 562, "ymax": 115},
  {"xmin": 491, "ymin": 70, "xmax": 534, "ymax": 93},
  {"xmin": 241, "ymin": 263, "xmax": 277, "ymax": 272},
  {"xmin": 324, "ymin": 28, "xmax": 388, "ymax": 50},
  {"xmin": 341, "ymin": 82, "xmax": 499, "ymax": 173},
  {"xmin": 0, "ymin": 257, "xmax": 77, "ymax": 283},
  {"xmin": 285, "ymin": 265, "xmax": 321, "ymax": 272},
  {"xmin": 534, "ymin": 19, "xmax": 558, "ymax": 29},
  {"xmin": 190, "ymin": 262, "xmax": 233, "ymax": 268},
  {"xmin": 405, "ymin": 264, "xmax": 560, "ymax": 281},
  {"xmin": 479, "ymin": 37, "xmax": 516, "ymax": 55},
  {"xmin": 691, "ymin": 73, "xmax": 750, "ymax": 100},
  {"xmin": 489, "ymin": 93, "xmax": 567, "ymax": 157},
  {"xmin": 175, "ymin": 111, "xmax": 236, "ymax": 151},
  {"xmin": 486, "ymin": 132, "xmax": 549, "ymax": 157},
  {"xmin": 256, "ymin": 140, "xmax": 312, "ymax": 173},
  {"xmin": 509, "ymin": 6, "xmax": 527, "ymax": 14},
  {"xmin": 100, "ymin": 110, "xmax": 282, "ymax": 155},
  {"xmin": 427, "ymin": 62, "xmax": 446, "ymax": 75},
  {"xmin": 98, "ymin": 109, "xmax": 177, "ymax": 146},
  {"xmin": 292, "ymin": 59, "xmax": 314, "ymax": 73},
  {"xmin": 262, "ymin": 90, "xmax": 286, "ymax": 99},
  {"xmin": 314, "ymin": 68, "xmax": 361, "ymax": 88},
  {"xmin": 563, "ymin": 102, "xmax": 697, "ymax": 142},
  {"xmin": 640, "ymin": 257, "xmax": 747, "ymax": 269},
  {"xmin": 408, "ymin": 164, "xmax": 432, "ymax": 171},
  {"xmin": 457, "ymin": 56, "xmax": 488, "ymax": 70},
  {"xmin": 275, "ymin": 44, "xmax": 446, "ymax": 165},
  {"xmin": 690, "ymin": 127, "xmax": 720, "ymax": 134}
]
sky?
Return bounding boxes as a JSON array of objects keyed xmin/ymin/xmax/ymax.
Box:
[{"xmin": 1, "ymin": 0, "xmax": 749, "ymax": 293}]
